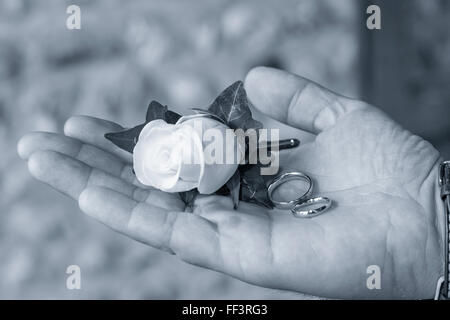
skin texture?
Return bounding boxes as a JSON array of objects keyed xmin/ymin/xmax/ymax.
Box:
[{"xmin": 17, "ymin": 67, "xmax": 444, "ymax": 299}]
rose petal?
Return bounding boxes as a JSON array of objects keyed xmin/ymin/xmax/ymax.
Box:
[
  {"xmin": 186, "ymin": 119, "xmax": 243, "ymax": 195},
  {"xmin": 134, "ymin": 120, "xmax": 181, "ymax": 190}
]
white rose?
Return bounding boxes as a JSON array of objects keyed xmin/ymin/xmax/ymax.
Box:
[{"xmin": 133, "ymin": 116, "xmax": 244, "ymax": 194}]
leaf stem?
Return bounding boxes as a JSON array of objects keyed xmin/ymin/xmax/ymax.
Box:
[{"xmin": 257, "ymin": 138, "xmax": 300, "ymax": 151}]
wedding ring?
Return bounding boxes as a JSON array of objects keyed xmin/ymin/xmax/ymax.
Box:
[
  {"xmin": 291, "ymin": 197, "xmax": 332, "ymax": 218},
  {"xmin": 267, "ymin": 172, "xmax": 313, "ymax": 210}
]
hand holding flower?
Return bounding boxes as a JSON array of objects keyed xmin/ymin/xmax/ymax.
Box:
[{"xmin": 18, "ymin": 67, "xmax": 443, "ymax": 299}]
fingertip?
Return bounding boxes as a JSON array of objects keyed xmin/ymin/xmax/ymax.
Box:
[
  {"xmin": 244, "ymin": 66, "xmax": 296, "ymax": 89},
  {"xmin": 64, "ymin": 115, "xmax": 85, "ymax": 136},
  {"xmin": 17, "ymin": 133, "xmax": 34, "ymax": 159},
  {"xmin": 28, "ymin": 150, "xmax": 70, "ymax": 181},
  {"xmin": 63, "ymin": 115, "xmax": 133, "ymax": 164},
  {"xmin": 64, "ymin": 115, "xmax": 124, "ymax": 138},
  {"xmin": 27, "ymin": 150, "xmax": 51, "ymax": 180},
  {"xmin": 244, "ymin": 67, "xmax": 303, "ymax": 121},
  {"xmin": 244, "ymin": 66, "xmax": 270, "ymax": 82},
  {"xmin": 17, "ymin": 132, "xmax": 50, "ymax": 159},
  {"xmin": 18, "ymin": 132, "xmax": 81, "ymax": 160},
  {"xmin": 245, "ymin": 66, "xmax": 281, "ymax": 79},
  {"xmin": 244, "ymin": 66, "xmax": 273, "ymax": 95}
]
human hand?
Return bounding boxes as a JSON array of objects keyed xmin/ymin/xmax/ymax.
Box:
[{"xmin": 17, "ymin": 67, "xmax": 444, "ymax": 299}]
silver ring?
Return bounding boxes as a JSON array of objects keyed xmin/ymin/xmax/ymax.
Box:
[
  {"xmin": 291, "ymin": 197, "xmax": 332, "ymax": 218},
  {"xmin": 267, "ymin": 172, "xmax": 313, "ymax": 210}
]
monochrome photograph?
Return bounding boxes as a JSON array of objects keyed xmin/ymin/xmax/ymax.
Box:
[{"xmin": 1, "ymin": 0, "xmax": 450, "ymax": 306}]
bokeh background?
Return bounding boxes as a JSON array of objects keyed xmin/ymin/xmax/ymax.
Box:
[{"xmin": 0, "ymin": 0, "xmax": 448, "ymax": 299}]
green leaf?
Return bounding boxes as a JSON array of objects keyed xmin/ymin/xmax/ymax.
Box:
[
  {"xmin": 104, "ymin": 124, "xmax": 146, "ymax": 154},
  {"xmin": 226, "ymin": 170, "xmax": 240, "ymax": 209},
  {"xmin": 208, "ymin": 81, "xmax": 262, "ymax": 130}
]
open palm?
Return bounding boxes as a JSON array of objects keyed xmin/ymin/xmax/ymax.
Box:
[{"xmin": 18, "ymin": 67, "xmax": 443, "ymax": 299}]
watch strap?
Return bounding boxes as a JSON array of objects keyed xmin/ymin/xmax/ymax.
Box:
[{"xmin": 437, "ymin": 161, "xmax": 450, "ymax": 300}]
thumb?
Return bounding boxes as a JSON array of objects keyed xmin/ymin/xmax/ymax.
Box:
[{"xmin": 244, "ymin": 67, "xmax": 361, "ymax": 134}]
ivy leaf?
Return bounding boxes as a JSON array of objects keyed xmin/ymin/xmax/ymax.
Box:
[
  {"xmin": 226, "ymin": 170, "xmax": 240, "ymax": 209},
  {"xmin": 208, "ymin": 81, "xmax": 262, "ymax": 130},
  {"xmin": 104, "ymin": 123, "xmax": 146, "ymax": 154},
  {"xmin": 214, "ymin": 184, "xmax": 230, "ymax": 196},
  {"xmin": 245, "ymin": 101, "xmax": 263, "ymax": 130},
  {"xmin": 165, "ymin": 110, "xmax": 182, "ymax": 124},
  {"xmin": 190, "ymin": 108, "xmax": 227, "ymax": 124},
  {"xmin": 146, "ymin": 101, "xmax": 182, "ymax": 124},
  {"xmin": 146, "ymin": 101, "xmax": 167, "ymax": 122},
  {"xmin": 245, "ymin": 118, "xmax": 263, "ymax": 131},
  {"xmin": 105, "ymin": 101, "xmax": 182, "ymax": 154},
  {"xmin": 240, "ymin": 165, "xmax": 273, "ymax": 209},
  {"xmin": 179, "ymin": 189, "xmax": 198, "ymax": 212}
]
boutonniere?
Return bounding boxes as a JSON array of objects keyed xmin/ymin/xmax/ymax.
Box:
[{"xmin": 105, "ymin": 81, "xmax": 298, "ymax": 210}]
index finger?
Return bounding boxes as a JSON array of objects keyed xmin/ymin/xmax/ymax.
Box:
[{"xmin": 64, "ymin": 115, "xmax": 133, "ymax": 163}]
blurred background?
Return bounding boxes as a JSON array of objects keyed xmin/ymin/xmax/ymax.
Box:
[{"xmin": 0, "ymin": 0, "xmax": 448, "ymax": 299}]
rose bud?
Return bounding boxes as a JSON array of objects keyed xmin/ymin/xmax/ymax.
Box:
[{"xmin": 133, "ymin": 116, "xmax": 244, "ymax": 194}]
